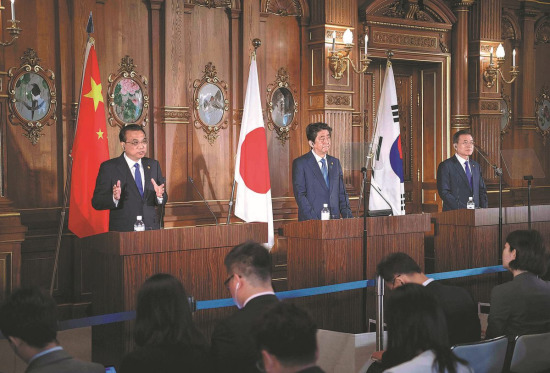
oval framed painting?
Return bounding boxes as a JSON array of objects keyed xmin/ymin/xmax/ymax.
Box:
[{"xmin": 198, "ymin": 82, "xmax": 225, "ymax": 126}]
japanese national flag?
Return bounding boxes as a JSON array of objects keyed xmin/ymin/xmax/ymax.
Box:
[{"xmin": 234, "ymin": 57, "xmax": 274, "ymax": 248}]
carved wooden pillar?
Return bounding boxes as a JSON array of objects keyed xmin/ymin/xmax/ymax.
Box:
[
  {"xmin": 451, "ymin": 1, "xmax": 475, "ymax": 129},
  {"xmin": 468, "ymin": 0, "xmax": 502, "ymax": 184},
  {"xmin": 0, "ymin": 198, "xmax": 26, "ymax": 300},
  {"xmin": 307, "ymin": 0, "xmax": 357, "ymax": 174},
  {"xmin": 148, "ymin": 0, "xmax": 165, "ymax": 163},
  {"xmin": 517, "ymin": 6, "xmax": 538, "ymax": 127}
]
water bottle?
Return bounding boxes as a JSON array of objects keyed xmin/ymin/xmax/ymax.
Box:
[
  {"xmin": 134, "ymin": 215, "xmax": 145, "ymax": 231},
  {"xmin": 467, "ymin": 197, "xmax": 475, "ymax": 210},
  {"xmin": 321, "ymin": 204, "xmax": 330, "ymax": 220}
]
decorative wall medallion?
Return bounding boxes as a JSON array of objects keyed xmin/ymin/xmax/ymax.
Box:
[
  {"xmin": 535, "ymin": 86, "xmax": 550, "ymax": 145},
  {"xmin": 107, "ymin": 55, "xmax": 149, "ymax": 128},
  {"xmin": 536, "ymin": 20, "xmax": 550, "ymax": 44},
  {"xmin": 7, "ymin": 48, "xmax": 57, "ymax": 145},
  {"xmin": 500, "ymin": 90, "xmax": 512, "ymax": 137},
  {"xmin": 266, "ymin": 0, "xmax": 302, "ymax": 16},
  {"xmin": 502, "ymin": 17, "xmax": 516, "ymax": 40},
  {"xmin": 193, "ymin": 62, "xmax": 229, "ymax": 145},
  {"xmin": 266, "ymin": 67, "xmax": 298, "ymax": 145}
]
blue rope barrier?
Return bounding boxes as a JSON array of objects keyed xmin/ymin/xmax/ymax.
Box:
[{"xmin": 1, "ymin": 265, "xmax": 507, "ymax": 335}]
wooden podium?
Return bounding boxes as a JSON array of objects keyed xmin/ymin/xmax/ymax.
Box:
[
  {"xmin": 433, "ymin": 205, "xmax": 550, "ymax": 303},
  {"xmin": 82, "ymin": 223, "xmax": 267, "ymax": 366},
  {"xmin": 281, "ymin": 214, "xmax": 430, "ymax": 333}
]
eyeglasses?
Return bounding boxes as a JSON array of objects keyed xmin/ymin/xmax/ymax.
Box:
[
  {"xmin": 224, "ymin": 274, "xmax": 234, "ymax": 288},
  {"xmin": 458, "ymin": 141, "xmax": 474, "ymax": 146},
  {"xmin": 125, "ymin": 139, "xmax": 148, "ymax": 146}
]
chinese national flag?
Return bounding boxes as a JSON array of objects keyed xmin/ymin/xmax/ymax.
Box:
[{"xmin": 68, "ymin": 41, "xmax": 110, "ymax": 238}]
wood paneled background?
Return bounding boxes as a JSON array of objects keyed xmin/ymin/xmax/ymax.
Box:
[{"xmin": 0, "ymin": 0, "xmax": 549, "ymax": 314}]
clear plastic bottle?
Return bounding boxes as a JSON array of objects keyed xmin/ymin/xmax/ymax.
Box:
[
  {"xmin": 467, "ymin": 197, "xmax": 475, "ymax": 210},
  {"xmin": 321, "ymin": 204, "xmax": 330, "ymax": 220},
  {"xmin": 134, "ymin": 215, "xmax": 145, "ymax": 231}
]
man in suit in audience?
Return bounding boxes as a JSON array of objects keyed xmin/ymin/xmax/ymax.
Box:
[
  {"xmin": 254, "ymin": 302, "xmax": 325, "ymax": 373},
  {"xmin": 211, "ymin": 241, "xmax": 279, "ymax": 373},
  {"xmin": 292, "ymin": 122, "xmax": 352, "ymax": 221},
  {"xmin": 92, "ymin": 124, "xmax": 167, "ymax": 231},
  {"xmin": 377, "ymin": 252, "xmax": 481, "ymax": 345},
  {"xmin": 0, "ymin": 287, "xmax": 104, "ymax": 373},
  {"xmin": 437, "ymin": 129, "xmax": 488, "ymax": 211}
]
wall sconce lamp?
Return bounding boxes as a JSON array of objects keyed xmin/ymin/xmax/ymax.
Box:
[
  {"xmin": 0, "ymin": 0, "xmax": 21, "ymax": 47},
  {"xmin": 328, "ymin": 29, "xmax": 371, "ymax": 80},
  {"xmin": 483, "ymin": 43, "xmax": 519, "ymax": 88}
]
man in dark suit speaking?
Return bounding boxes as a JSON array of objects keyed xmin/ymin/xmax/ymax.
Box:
[
  {"xmin": 92, "ymin": 124, "xmax": 167, "ymax": 231},
  {"xmin": 437, "ymin": 129, "xmax": 488, "ymax": 211},
  {"xmin": 292, "ymin": 122, "xmax": 352, "ymax": 221}
]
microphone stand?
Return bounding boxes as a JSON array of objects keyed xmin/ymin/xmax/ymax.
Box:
[
  {"xmin": 523, "ymin": 175, "xmax": 533, "ymax": 230},
  {"xmin": 188, "ymin": 176, "xmax": 218, "ymax": 225},
  {"xmin": 474, "ymin": 146, "xmax": 503, "ymax": 278}
]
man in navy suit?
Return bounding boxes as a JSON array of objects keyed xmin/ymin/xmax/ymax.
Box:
[
  {"xmin": 292, "ymin": 122, "xmax": 352, "ymax": 221},
  {"xmin": 92, "ymin": 124, "xmax": 167, "ymax": 231},
  {"xmin": 437, "ymin": 129, "xmax": 488, "ymax": 211}
]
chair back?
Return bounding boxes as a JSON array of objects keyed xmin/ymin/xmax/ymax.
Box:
[
  {"xmin": 451, "ymin": 336, "xmax": 508, "ymax": 373},
  {"xmin": 509, "ymin": 331, "xmax": 550, "ymax": 373}
]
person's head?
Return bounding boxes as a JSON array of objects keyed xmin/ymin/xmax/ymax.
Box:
[
  {"xmin": 452, "ymin": 129, "xmax": 474, "ymax": 159},
  {"xmin": 376, "ymin": 252, "xmax": 423, "ymax": 290},
  {"xmin": 254, "ymin": 302, "xmax": 318, "ymax": 373},
  {"xmin": 306, "ymin": 122, "xmax": 332, "ymax": 157},
  {"xmin": 0, "ymin": 287, "xmax": 58, "ymax": 362},
  {"xmin": 503, "ymin": 230, "xmax": 548, "ymax": 276},
  {"xmin": 119, "ymin": 124, "xmax": 147, "ymax": 162},
  {"xmin": 224, "ymin": 241, "xmax": 273, "ymax": 308},
  {"xmin": 386, "ymin": 284, "xmax": 461, "ymax": 372},
  {"xmin": 133, "ymin": 273, "xmax": 205, "ymax": 347}
]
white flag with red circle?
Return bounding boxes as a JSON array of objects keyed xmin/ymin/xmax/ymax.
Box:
[{"xmin": 234, "ymin": 57, "xmax": 274, "ymax": 248}]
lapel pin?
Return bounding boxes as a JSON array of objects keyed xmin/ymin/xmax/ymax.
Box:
[{"xmin": 147, "ymin": 165, "xmax": 151, "ymax": 169}]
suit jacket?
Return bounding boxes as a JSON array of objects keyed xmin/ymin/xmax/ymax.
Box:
[
  {"xmin": 425, "ymin": 281, "xmax": 481, "ymax": 345},
  {"xmin": 437, "ymin": 156, "xmax": 488, "ymax": 211},
  {"xmin": 119, "ymin": 343, "xmax": 211, "ymax": 373},
  {"xmin": 210, "ymin": 294, "xmax": 279, "ymax": 373},
  {"xmin": 485, "ymin": 272, "xmax": 550, "ymax": 339},
  {"xmin": 92, "ymin": 154, "xmax": 167, "ymax": 231},
  {"xmin": 26, "ymin": 349, "xmax": 104, "ymax": 373},
  {"xmin": 292, "ymin": 151, "xmax": 352, "ymax": 221}
]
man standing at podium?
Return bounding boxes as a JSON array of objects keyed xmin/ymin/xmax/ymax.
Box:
[
  {"xmin": 292, "ymin": 122, "xmax": 352, "ymax": 221},
  {"xmin": 92, "ymin": 124, "xmax": 167, "ymax": 231},
  {"xmin": 437, "ymin": 130, "xmax": 487, "ymax": 211}
]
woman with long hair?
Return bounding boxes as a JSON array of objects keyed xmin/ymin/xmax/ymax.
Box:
[
  {"xmin": 382, "ymin": 284, "xmax": 470, "ymax": 373},
  {"xmin": 120, "ymin": 273, "xmax": 210, "ymax": 373}
]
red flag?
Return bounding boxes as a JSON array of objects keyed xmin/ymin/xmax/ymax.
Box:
[{"xmin": 68, "ymin": 41, "xmax": 109, "ymax": 237}]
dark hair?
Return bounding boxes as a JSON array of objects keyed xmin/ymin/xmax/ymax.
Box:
[
  {"xmin": 306, "ymin": 122, "xmax": 332, "ymax": 144},
  {"xmin": 0, "ymin": 287, "xmax": 58, "ymax": 348},
  {"xmin": 452, "ymin": 129, "xmax": 472, "ymax": 144},
  {"xmin": 376, "ymin": 252, "xmax": 422, "ymax": 282},
  {"xmin": 119, "ymin": 124, "xmax": 146, "ymax": 142},
  {"xmin": 385, "ymin": 284, "xmax": 465, "ymax": 373},
  {"xmin": 133, "ymin": 273, "xmax": 206, "ymax": 348},
  {"xmin": 254, "ymin": 302, "xmax": 317, "ymax": 367},
  {"xmin": 506, "ymin": 230, "xmax": 548, "ymax": 275},
  {"xmin": 224, "ymin": 241, "xmax": 272, "ymax": 284}
]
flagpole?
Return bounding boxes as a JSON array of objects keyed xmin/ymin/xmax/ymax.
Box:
[
  {"xmin": 50, "ymin": 13, "xmax": 95, "ymax": 295},
  {"xmin": 226, "ymin": 38, "xmax": 262, "ymax": 225}
]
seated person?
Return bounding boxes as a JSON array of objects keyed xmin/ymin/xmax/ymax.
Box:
[
  {"xmin": 254, "ymin": 302, "xmax": 325, "ymax": 373},
  {"xmin": 486, "ymin": 229, "xmax": 550, "ymax": 339},
  {"xmin": 381, "ymin": 284, "xmax": 470, "ymax": 373},
  {"xmin": 0, "ymin": 287, "xmax": 104, "ymax": 373},
  {"xmin": 119, "ymin": 273, "xmax": 210, "ymax": 373}
]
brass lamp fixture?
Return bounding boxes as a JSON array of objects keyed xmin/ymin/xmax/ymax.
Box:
[
  {"xmin": 483, "ymin": 43, "xmax": 519, "ymax": 88},
  {"xmin": 0, "ymin": 0, "xmax": 21, "ymax": 47},
  {"xmin": 328, "ymin": 29, "xmax": 371, "ymax": 80}
]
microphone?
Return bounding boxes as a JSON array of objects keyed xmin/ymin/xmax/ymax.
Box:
[{"xmin": 188, "ymin": 176, "xmax": 218, "ymax": 225}]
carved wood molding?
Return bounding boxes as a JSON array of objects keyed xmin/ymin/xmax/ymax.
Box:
[
  {"xmin": 162, "ymin": 106, "xmax": 191, "ymax": 124},
  {"xmin": 265, "ymin": 0, "xmax": 302, "ymax": 17},
  {"xmin": 536, "ymin": 19, "xmax": 550, "ymax": 44},
  {"xmin": 480, "ymin": 100, "xmax": 500, "ymax": 111},
  {"xmin": 376, "ymin": 0, "xmax": 445, "ymax": 23},
  {"xmin": 372, "ymin": 30, "xmax": 437, "ymax": 49},
  {"xmin": 191, "ymin": 0, "xmax": 231, "ymax": 9},
  {"xmin": 326, "ymin": 95, "xmax": 350, "ymax": 106}
]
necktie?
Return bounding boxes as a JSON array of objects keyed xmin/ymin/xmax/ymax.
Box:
[
  {"xmin": 464, "ymin": 160, "xmax": 473, "ymax": 190},
  {"xmin": 134, "ymin": 163, "xmax": 144, "ymax": 197},
  {"xmin": 320, "ymin": 158, "xmax": 329, "ymax": 188}
]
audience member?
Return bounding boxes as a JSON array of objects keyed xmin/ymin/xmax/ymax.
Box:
[
  {"xmin": 382, "ymin": 284, "xmax": 471, "ymax": 373},
  {"xmin": 485, "ymin": 229, "xmax": 550, "ymax": 339},
  {"xmin": 0, "ymin": 287, "xmax": 104, "ymax": 373},
  {"xmin": 211, "ymin": 240, "xmax": 279, "ymax": 373},
  {"xmin": 254, "ymin": 302, "xmax": 324, "ymax": 373},
  {"xmin": 376, "ymin": 252, "xmax": 480, "ymax": 345},
  {"xmin": 119, "ymin": 273, "xmax": 210, "ymax": 373}
]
